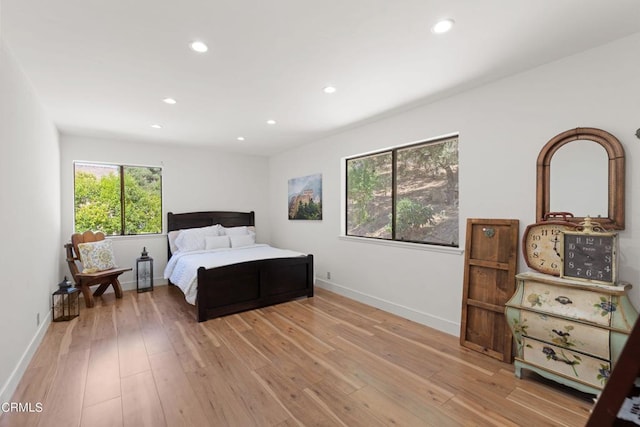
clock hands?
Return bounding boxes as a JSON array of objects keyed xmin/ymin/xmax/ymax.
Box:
[
  {"xmin": 568, "ymin": 244, "xmax": 593, "ymax": 261},
  {"xmin": 551, "ymin": 235, "xmax": 561, "ymax": 258}
]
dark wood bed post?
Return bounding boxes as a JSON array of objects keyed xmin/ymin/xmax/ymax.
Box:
[
  {"xmin": 196, "ymin": 268, "xmax": 207, "ymax": 323},
  {"xmin": 307, "ymin": 254, "xmax": 315, "ymax": 297}
]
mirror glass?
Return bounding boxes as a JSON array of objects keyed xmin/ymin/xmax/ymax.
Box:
[{"xmin": 550, "ymin": 140, "xmax": 608, "ymax": 217}]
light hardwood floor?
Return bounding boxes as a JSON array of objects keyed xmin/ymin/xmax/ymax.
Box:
[{"xmin": 0, "ymin": 286, "xmax": 594, "ymax": 427}]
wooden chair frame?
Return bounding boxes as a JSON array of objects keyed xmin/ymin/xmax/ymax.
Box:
[{"xmin": 65, "ymin": 231, "xmax": 131, "ymax": 308}]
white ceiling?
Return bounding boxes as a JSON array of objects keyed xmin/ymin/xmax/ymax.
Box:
[{"xmin": 3, "ymin": 1, "xmax": 640, "ymax": 156}]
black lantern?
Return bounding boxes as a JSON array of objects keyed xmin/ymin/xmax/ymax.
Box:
[
  {"xmin": 52, "ymin": 277, "xmax": 80, "ymax": 321},
  {"xmin": 136, "ymin": 247, "xmax": 154, "ymax": 293}
]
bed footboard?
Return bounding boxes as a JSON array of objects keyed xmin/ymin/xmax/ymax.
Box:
[{"xmin": 195, "ymin": 254, "xmax": 314, "ymax": 322}]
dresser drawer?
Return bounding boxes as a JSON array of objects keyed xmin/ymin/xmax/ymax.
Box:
[
  {"xmin": 522, "ymin": 280, "xmax": 614, "ymax": 326},
  {"xmin": 520, "ymin": 310, "xmax": 610, "ymax": 359},
  {"xmin": 521, "ymin": 337, "xmax": 609, "ymax": 389}
]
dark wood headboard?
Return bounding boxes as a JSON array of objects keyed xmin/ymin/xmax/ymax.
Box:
[
  {"xmin": 167, "ymin": 211, "xmax": 255, "ymax": 258},
  {"xmin": 167, "ymin": 211, "xmax": 255, "ymax": 232}
]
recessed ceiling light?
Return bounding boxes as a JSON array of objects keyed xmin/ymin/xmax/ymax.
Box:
[
  {"xmin": 323, "ymin": 86, "xmax": 337, "ymax": 94},
  {"xmin": 431, "ymin": 19, "xmax": 455, "ymax": 34},
  {"xmin": 150, "ymin": 124, "xmax": 162, "ymax": 129},
  {"xmin": 190, "ymin": 41, "xmax": 208, "ymax": 53},
  {"xmin": 237, "ymin": 136, "xmax": 245, "ymax": 141},
  {"xmin": 163, "ymin": 97, "xmax": 177, "ymax": 105},
  {"xmin": 266, "ymin": 119, "xmax": 276, "ymax": 125}
]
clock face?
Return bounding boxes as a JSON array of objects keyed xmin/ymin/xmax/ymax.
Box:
[
  {"xmin": 562, "ymin": 232, "xmax": 617, "ymax": 284},
  {"xmin": 523, "ymin": 222, "xmax": 576, "ymax": 276}
]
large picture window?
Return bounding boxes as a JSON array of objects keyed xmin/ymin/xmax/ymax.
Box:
[
  {"xmin": 346, "ymin": 135, "xmax": 458, "ymax": 247},
  {"xmin": 74, "ymin": 162, "xmax": 163, "ymax": 235}
]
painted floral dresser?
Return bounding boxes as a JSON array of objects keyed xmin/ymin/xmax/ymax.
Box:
[{"xmin": 505, "ymin": 271, "xmax": 638, "ymax": 394}]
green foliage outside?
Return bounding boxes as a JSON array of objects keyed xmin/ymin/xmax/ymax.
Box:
[
  {"xmin": 394, "ymin": 198, "xmax": 435, "ymax": 238},
  {"xmin": 74, "ymin": 165, "xmax": 162, "ymax": 235},
  {"xmin": 406, "ymin": 139, "xmax": 458, "ymax": 177},
  {"xmin": 124, "ymin": 167, "xmax": 162, "ymax": 234},
  {"xmin": 432, "ymin": 139, "xmax": 458, "ymax": 171},
  {"xmin": 347, "ymin": 156, "xmax": 384, "ymax": 224},
  {"xmin": 74, "ymin": 171, "xmax": 121, "ymax": 234}
]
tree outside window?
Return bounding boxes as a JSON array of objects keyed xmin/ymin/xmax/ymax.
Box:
[
  {"xmin": 346, "ymin": 136, "xmax": 458, "ymax": 247},
  {"xmin": 74, "ymin": 162, "xmax": 162, "ymax": 235}
]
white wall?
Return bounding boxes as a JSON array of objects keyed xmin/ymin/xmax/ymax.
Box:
[
  {"xmin": 0, "ymin": 41, "xmax": 61, "ymax": 403},
  {"xmin": 60, "ymin": 136, "xmax": 270, "ymax": 289},
  {"xmin": 268, "ymin": 33, "xmax": 640, "ymax": 336}
]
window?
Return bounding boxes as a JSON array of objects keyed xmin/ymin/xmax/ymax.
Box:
[
  {"xmin": 74, "ymin": 162, "xmax": 162, "ymax": 235},
  {"xmin": 346, "ymin": 135, "xmax": 458, "ymax": 247}
]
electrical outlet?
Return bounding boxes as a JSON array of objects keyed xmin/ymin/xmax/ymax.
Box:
[
  {"xmin": 327, "ymin": 271, "xmax": 331, "ymax": 280},
  {"xmin": 37, "ymin": 312, "xmax": 40, "ymax": 326}
]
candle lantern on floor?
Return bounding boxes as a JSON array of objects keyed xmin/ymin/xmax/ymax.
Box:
[
  {"xmin": 136, "ymin": 247, "xmax": 154, "ymax": 293},
  {"xmin": 52, "ymin": 276, "xmax": 80, "ymax": 322}
]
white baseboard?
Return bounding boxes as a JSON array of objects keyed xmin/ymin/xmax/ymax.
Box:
[
  {"xmin": 84, "ymin": 278, "xmax": 169, "ymax": 294},
  {"xmin": 119, "ymin": 278, "xmax": 168, "ymax": 292},
  {"xmin": 315, "ymin": 278, "xmax": 460, "ymax": 337},
  {"xmin": 0, "ymin": 310, "xmax": 52, "ymax": 404}
]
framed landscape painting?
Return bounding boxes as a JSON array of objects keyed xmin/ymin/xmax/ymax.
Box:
[{"xmin": 288, "ymin": 173, "xmax": 322, "ymax": 220}]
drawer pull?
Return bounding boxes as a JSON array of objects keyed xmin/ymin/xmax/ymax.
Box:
[
  {"xmin": 542, "ymin": 346, "xmax": 580, "ymax": 376},
  {"xmin": 554, "ymin": 296, "xmax": 573, "ymax": 305},
  {"xmin": 552, "ymin": 329, "xmax": 571, "ymax": 338}
]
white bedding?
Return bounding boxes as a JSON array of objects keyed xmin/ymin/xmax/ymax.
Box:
[{"xmin": 163, "ymin": 244, "xmax": 306, "ymax": 305}]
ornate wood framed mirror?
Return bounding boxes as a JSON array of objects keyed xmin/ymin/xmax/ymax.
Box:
[{"xmin": 536, "ymin": 127, "xmax": 625, "ymax": 230}]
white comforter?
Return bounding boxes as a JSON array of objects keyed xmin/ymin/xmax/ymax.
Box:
[{"xmin": 163, "ymin": 244, "xmax": 306, "ymax": 305}]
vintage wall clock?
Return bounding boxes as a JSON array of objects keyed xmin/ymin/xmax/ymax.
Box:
[
  {"xmin": 523, "ymin": 212, "xmax": 577, "ymax": 276},
  {"xmin": 561, "ymin": 217, "xmax": 618, "ymax": 285}
]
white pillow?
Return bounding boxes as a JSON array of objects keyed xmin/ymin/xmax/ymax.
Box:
[
  {"xmin": 220, "ymin": 225, "xmax": 257, "ymax": 238},
  {"xmin": 174, "ymin": 225, "xmax": 220, "ymax": 252},
  {"xmin": 77, "ymin": 240, "xmax": 117, "ymax": 273},
  {"xmin": 205, "ymin": 235, "xmax": 230, "ymax": 250},
  {"xmin": 229, "ymin": 234, "xmax": 255, "ymax": 248},
  {"xmin": 168, "ymin": 230, "xmax": 181, "ymax": 254},
  {"xmin": 222, "ymin": 226, "xmax": 249, "ymax": 236}
]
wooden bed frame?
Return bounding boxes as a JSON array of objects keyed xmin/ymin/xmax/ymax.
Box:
[{"xmin": 167, "ymin": 211, "xmax": 314, "ymax": 322}]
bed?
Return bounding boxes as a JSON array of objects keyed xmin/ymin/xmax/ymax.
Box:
[{"xmin": 164, "ymin": 211, "xmax": 314, "ymax": 322}]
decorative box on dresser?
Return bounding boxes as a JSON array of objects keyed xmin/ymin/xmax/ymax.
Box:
[{"xmin": 505, "ymin": 271, "xmax": 638, "ymax": 395}]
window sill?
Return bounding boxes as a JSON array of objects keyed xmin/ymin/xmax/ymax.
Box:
[{"xmin": 338, "ymin": 235, "xmax": 464, "ymax": 255}]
